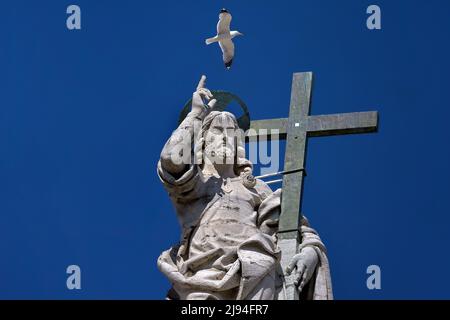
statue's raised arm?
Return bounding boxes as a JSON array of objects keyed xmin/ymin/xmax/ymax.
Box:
[{"xmin": 159, "ymin": 75, "xmax": 217, "ymax": 178}]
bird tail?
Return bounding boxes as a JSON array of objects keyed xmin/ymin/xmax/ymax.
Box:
[
  {"xmin": 225, "ymin": 59, "xmax": 233, "ymax": 69},
  {"xmin": 205, "ymin": 37, "xmax": 217, "ymax": 45}
]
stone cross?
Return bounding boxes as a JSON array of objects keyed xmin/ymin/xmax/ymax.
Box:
[{"xmin": 247, "ymin": 72, "xmax": 379, "ymax": 299}]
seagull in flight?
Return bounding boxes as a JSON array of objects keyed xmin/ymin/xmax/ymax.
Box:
[{"xmin": 205, "ymin": 8, "xmax": 243, "ymax": 69}]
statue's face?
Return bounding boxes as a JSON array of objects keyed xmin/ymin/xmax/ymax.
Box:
[{"xmin": 204, "ymin": 113, "xmax": 237, "ymax": 165}]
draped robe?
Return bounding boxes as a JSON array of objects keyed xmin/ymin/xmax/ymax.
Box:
[{"xmin": 157, "ymin": 162, "xmax": 333, "ymax": 300}]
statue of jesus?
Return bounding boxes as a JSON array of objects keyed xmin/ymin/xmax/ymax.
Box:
[{"xmin": 157, "ymin": 75, "xmax": 333, "ymax": 300}]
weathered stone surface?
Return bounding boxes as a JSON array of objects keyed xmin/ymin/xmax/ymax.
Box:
[{"xmin": 157, "ymin": 75, "xmax": 332, "ymax": 300}]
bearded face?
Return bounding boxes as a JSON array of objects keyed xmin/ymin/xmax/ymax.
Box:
[{"xmin": 203, "ymin": 113, "xmax": 238, "ymax": 165}]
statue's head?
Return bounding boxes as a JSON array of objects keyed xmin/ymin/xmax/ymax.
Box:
[{"xmin": 196, "ymin": 111, "xmax": 252, "ymax": 176}]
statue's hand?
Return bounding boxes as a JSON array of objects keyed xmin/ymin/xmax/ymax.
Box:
[
  {"xmin": 191, "ymin": 75, "xmax": 217, "ymax": 119},
  {"xmin": 285, "ymin": 247, "xmax": 319, "ymax": 292}
]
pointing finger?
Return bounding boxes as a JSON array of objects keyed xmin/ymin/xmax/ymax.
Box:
[{"xmin": 197, "ymin": 75, "xmax": 206, "ymax": 90}]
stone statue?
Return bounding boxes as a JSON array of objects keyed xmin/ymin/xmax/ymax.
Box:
[{"xmin": 157, "ymin": 75, "xmax": 333, "ymax": 300}]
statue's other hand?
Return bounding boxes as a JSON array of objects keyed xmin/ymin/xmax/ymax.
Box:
[
  {"xmin": 191, "ymin": 75, "xmax": 217, "ymax": 118},
  {"xmin": 285, "ymin": 247, "xmax": 319, "ymax": 292}
]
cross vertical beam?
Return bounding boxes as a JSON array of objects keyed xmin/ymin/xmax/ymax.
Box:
[
  {"xmin": 276, "ymin": 72, "xmax": 312, "ymax": 300},
  {"xmin": 278, "ymin": 72, "xmax": 312, "ymax": 240}
]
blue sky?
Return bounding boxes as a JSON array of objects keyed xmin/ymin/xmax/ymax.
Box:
[{"xmin": 1, "ymin": 0, "xmax": 450, "ymax": 299}]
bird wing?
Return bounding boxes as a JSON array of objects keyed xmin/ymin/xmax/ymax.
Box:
[
  {"xmin": 219, "ymin": 39, "xmax": 234, "ymax": 64},
  {"xmin": 217, "ymin": 12, "xmax": 232, "ymax": 35}
]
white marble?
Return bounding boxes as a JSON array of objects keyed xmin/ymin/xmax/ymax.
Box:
[{"xmin": 157, "ymin": 75, "xmax": 333, "ymax": 300}]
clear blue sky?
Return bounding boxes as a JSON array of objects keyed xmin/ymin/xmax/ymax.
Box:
[{"xmin": 1, "ymin": 0, "xmax": 449, "ymax": 299}]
